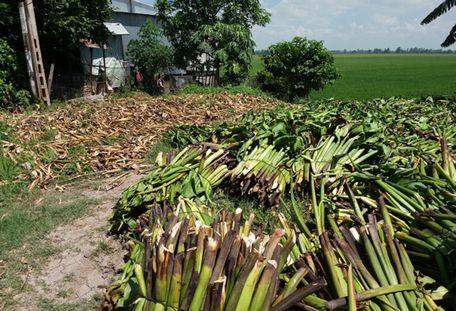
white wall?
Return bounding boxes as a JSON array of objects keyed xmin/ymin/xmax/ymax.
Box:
[{"xmin": 112, "ymin": 0, "xmax": 156, "ymax": 15}]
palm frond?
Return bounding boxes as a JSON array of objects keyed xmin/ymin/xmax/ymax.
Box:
[
  {"xmin": 442, "ymin": 23, "xmax": 456, "ymax": 47},
  {"xmin": 421, "ymin": 0, "xmax": 456, "ymax": 24}
]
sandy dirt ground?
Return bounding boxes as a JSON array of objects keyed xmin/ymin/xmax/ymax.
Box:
[{"xmin": 13, "ymin": 173, "xmax": 145, "ymax": 311}]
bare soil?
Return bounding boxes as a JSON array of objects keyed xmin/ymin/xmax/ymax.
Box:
[{"xmin": 13, "ymin": 173, "xmax": 145, "ymax": 311}]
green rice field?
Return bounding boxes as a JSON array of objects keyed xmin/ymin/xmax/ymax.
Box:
[{"xmin": 251, "ymin": 54, "xmax": 456, "ymax": 100}]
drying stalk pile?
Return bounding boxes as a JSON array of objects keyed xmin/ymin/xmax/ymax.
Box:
[{"xmin": 102, "ymin": 97, "xmax": 455, "ymax": 310}]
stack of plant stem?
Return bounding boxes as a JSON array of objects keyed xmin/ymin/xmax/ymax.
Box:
[{"xmin": 102, "ymin": 206, "xmax": 326, "ymax": 311}]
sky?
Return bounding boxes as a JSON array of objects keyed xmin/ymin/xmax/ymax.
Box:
[
  {"xmin": 252, "ymin": 0, "xmax": 456, "ymax": 50},
  {"xmin": 136, "ymin": 0, "xmax": 455, "ymax": 50}
]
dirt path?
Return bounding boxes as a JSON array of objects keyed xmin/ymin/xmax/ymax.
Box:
[{"xmin": 14, "ymin": 173, "xmax": 145, "ymax": 311}]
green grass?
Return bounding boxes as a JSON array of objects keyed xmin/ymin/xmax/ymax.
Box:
[
  {"xmin": 251, "ymin": 54, "xmax": 456, "ymax": 100},
  {"xmin": 37, "ymin": 295, "xmax": 103, "ymax": 311},
  {"xmin": 145, "ymin": 136, "xmax": 175, "ymax": 164},
  {"xmin": 0, "ymin": 186, "xmax": 96, "ymax": 309},
  {"xmin": 176, "ymin": 84, "xmax": 271, "ymax": 98},
  {"xmin": 249, "ymin": 55, "xmax": 265, "ymax": 80}
]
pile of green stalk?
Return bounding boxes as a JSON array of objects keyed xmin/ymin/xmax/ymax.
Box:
[
  {"xmin": 102, "ymin": 207, "xmax": 327, "ymax": 311},
  {"xmin": 102, "ymin": 97, "xmax": 455, "ymax": 310}
]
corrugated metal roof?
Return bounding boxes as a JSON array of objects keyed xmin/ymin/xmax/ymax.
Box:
[
  {"xmin": 111, "ymin": 0, "xmax": 156, "ymax": 15},
  {"xmin": 103, "ymin": 22, "xmax": 130, "ymax": 35}
]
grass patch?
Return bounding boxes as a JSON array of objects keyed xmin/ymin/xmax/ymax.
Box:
[
  {"xmin": 0, "ymin": 195, "xmax": 94, "ymax": 252},
  {"xmin": 0, "ymin": 155, "xmax": 20, "ymax": 181},
  {"xmin": 37, "ymin": 295, "xmax": 103, "ymax": 311},
  {"xmin": 248, "ymin": 54, "xmax": 265, "ymax": 81},
  {"xmin": 0, "ymin": 120, "xmax": 13, "ymax": 141},
  {"xmin": 96, "ymin": 136, "xmax": 122, "ymax": 146},
  {"xmin": 0, "ymin": 187, "xmax": 96, "ymax": 309},
  {"xmin": 38, "ymin": 128, "xmax": 59, "ymax": 142},
  {"xmin": 67, "ymin": 144, "xmax": 88, "ymax": 157},
  {"xmin": 94, "ymin": 241, "xmax": 113, "ymax": 255},
  {"xmin": 176, "ymin": 84, "xmax": 271, "ymax": 98}
]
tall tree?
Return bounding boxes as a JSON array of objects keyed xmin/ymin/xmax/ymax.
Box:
[
  {"xmin": 422, "ymin": 0, "xmax": 456, "ymax": 47},
  {"xmin": 193, "ymin": 22, "xmax": 254, "ymax": 84},
  {"xmin": 0, "ymin": 0, "xmax": 112, "ymax": 76},
  {"xmin": 156, "ymin": 0, "xmax": 270, "ymax": 83}
]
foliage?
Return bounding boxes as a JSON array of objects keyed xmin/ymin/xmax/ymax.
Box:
[
  {"xmin": 193, "ymin": 22, "xmax": 254, "ymax": 84},
  {"xmin": 167, "ymin": 97, "xmax": 455, "ymax": 172},
  {"xmin": 0, "ymin": 38, "xmax": 31, "ymax": 107},
  {"xmin": 156, "ymin": 0, "xmax": 270, "ymax": 84},
  {"xmin": 252, "ymin": 54, "xmax": 456, "ymax": 100},
  {"xmin": 34, "ymin": 0, "xmax": 112, "ymax": 64},
  {"xmin": 127, "ymin": 20, "xmax": 173, "ymax": 88},
  {"xmin": 422, "ymin": 0, "xmax": 456, "ymax": 47},
  {"xmin": 260, "ymin": 37, "xmax": 340, "ymax": 101},
  {"xmin": 0, "ymin": 0, "xmax": 112, "ymax": 107}
]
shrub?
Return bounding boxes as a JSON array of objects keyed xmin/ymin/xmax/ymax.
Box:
[
  {"xmin": 260, "ymin": 37, "xmax": 340, "ymax": 101},
  {"xmin": 127, "ymin": 20, "xmax": 173, "ymax": 93},
  {"xmin": 0, "ymin": 39, "xmax": 31, "ymax": 108}
]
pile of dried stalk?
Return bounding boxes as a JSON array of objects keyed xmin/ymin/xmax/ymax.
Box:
[{"xmin": 0, "ymin": 93, "xmax": 281, "ymax": 188}]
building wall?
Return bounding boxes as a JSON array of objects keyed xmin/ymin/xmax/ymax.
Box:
[
  {"xmin": 111, "ymin": 12, "xmax": 163, "ymax": 60},
  {"xmin": 80, "ymin": 36, "xmax": 125, "ymax": 74},
  {"xmin": 112, "ymin": 0, "xmax": 156, "ymax": 15}
]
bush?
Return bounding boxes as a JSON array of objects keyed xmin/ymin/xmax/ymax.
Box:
[
  {"xmin": 259, "ymin": 37, "xmax": 340, "ymax": 101},
  {"xmin": 0, "ymin": 39, "xmax": 31, "ymax": 108},
  {"xmin": 127, "ymin": 21, "xmax": 173, "ymax": 93}
]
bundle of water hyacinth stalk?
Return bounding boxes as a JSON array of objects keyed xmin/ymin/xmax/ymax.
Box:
[
  {"xmin": 101, "ymin": 97, "xmax": 456, "ymax": 310},
  {"xmin": 101, "ymin": 206, "xmax": 327, "ymax": 311}
]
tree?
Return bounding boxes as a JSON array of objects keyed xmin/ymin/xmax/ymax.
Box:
[
  {"xmin": 422, "ymin": 1, "xmax": 456, "ymax": 47},
  {"xmin": 260, "ymin": 37, "xmax": 340, "ymax": 101},
  {"xmin": 192, "ymin": 23, "xmax": 254, "ymax": 84},
  {"xmin": 35, "ymin": 0, "xmax": 112, "ymax": 66},
  {"xmin": 127, "ymin": 20, "xmax": 173, "ymax": 92},
  {"xmin": 0, "ymin": 38, "xmax": 31, "ymax": 107},
  {"xmin": 0, "ymin": 0, "xmax": 112, "ymax": 104},
  {"xmin": 156, "ymin": 0, "xmax": 270, "ymax": 83}
]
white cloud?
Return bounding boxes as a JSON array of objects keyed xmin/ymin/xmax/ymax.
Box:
[{"xmin": 253, "ymin": 0, "xmax": 456, "ymax": 49}]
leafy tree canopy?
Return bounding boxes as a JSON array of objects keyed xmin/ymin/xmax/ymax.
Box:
[
  {"xmin": 260, "ymin": 37, "xmax": 340, "ymax": 101},
  {"xmin": 0, "ymin": 0, "xmax": 111, "ymax": 73},
  {"xmin": 35, "ymin": 0, "xmax": 112, "ymax": 64},
  {"xmin": 156, "ymin": 0, "xmax": 270, "ymax": 82},
  {"xmin": 193, "ymin": 22, "xmax": 254, "ymax": 84},
  {"xmin": 0, "ymin": 0, "xmax": 112, "ymax": 105},
  {"xmin": 127, "ymin": 20, "xmax": 173, "ymax": 86}
]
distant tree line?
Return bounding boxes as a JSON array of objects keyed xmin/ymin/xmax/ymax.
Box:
[
  {"xmin": 331, "ymin": 47, "xmax": 456, "ymax": 54},
  {"xmin": 256, "ymin": 47, "xmax": 456, "ymax": 55}
]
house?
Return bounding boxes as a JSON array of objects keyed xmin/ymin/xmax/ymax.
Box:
[
  {"xmin": 80, "ymin": 0, "xmax": 162, "ymax": 92},
  {"xmin": 80, "ymin": 0, "xmax": 195, "ymax": 94}
]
